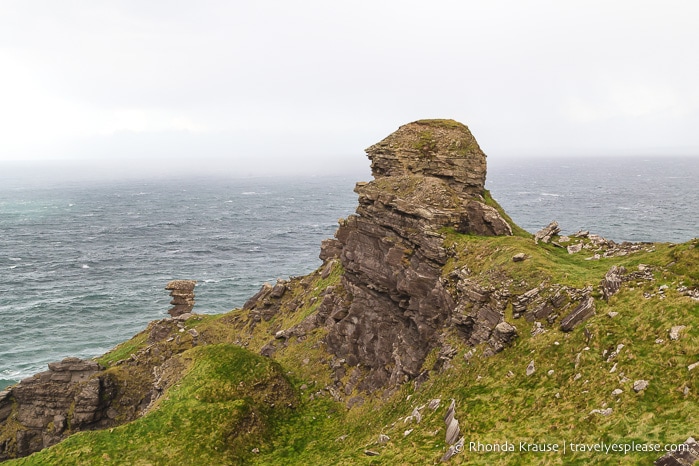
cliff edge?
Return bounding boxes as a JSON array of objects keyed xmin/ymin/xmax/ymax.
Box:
[
  {"xmin": 2, "ymin": 120, "xmax": 698, "ymax": 465},
  {"xmin": 317, "ymin": 119, "xmax": 513, "ymax": 390}
]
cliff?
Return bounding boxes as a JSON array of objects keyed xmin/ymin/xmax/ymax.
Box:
[
  {"xmin": 319, "ymin": 120, "xmax": 513, "ymax": 391},
  {"xmin": 1, "ymin": 120, "xmax": 698, "ymax": 465}
]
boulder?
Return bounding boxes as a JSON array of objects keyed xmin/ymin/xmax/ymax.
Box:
[
  {"xmin": 444, "ymin": 399, "xmax": 461, "ymax": 445},
  {"xmin": 560, "ymin": 296, "xmax": 596, "ymax": 332},
  {"xmin": 633, "ymin": 380, "xmax": 649, "ymax": 392},
  {"xmin": 243, "ymin": 282, "xmax": 273, "ymax": 310},
  {"xmin": 458, "ymin": 201, "xmax": 513, "ymax": 236},
  {"xmin": 428, "ymin": 399, "xmax": 441, "ymax": 410},
  {"xmin": 534, "ymin": 221, "xmax": 561, "ymax": 244},
  {"xmin": 489, "ymin": 322, "xmax": 518, "ymax": 353},
  {"xmin": 655, "ymin": 437, "xmax": 699, "ymax": 465},
  {"xmin": 669, "ymin": 325, "xmax": 686, "ymax": 341},
  {"xmin": 270, "ymin": 279, "xmax": 287, "ymax": 299},
  {"xmin": 601, "ymin": 266, "xmax": 625, "ymax": 301},
  {"xmin": 526, "ymin": 360, "xmax": 536, "ymax": 376},
  {"xmin": 567, "ymin": 243, "xmax": 583, "ymax": 254}
]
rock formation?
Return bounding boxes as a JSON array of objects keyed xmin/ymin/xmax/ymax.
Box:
[
  {"xmin": 601, "ymin": 266, "xmax": 625, "ymax": 301},
  {"xmin": 655, "ymin": 437, "xmax": 699, "ymax": 465},
  {"xmin": 534, "ymin": 221, "xmax": 561, "ymax": 244},
  {"xmin": 444, "ymin": 400, "xmax": 460, "ymax": 443},
  {"xmin": 1, "ymin": 120, "xmax": 697, "ymax": 463},
  {"xmin": 367, "ymin": 120, "xmax": 484, "ymax": 191},
  {"xmin": 318, "ymin": 120, "xmax": 514, "ymax": 391},
  {"xmin": 0, "ymin": 281, "xmax": 205, "ymax": 461},
  {"xmin": 559, "ymin": 295, "xmax": 596, "ymax": 332},
  {"xmin": 165, "ymin": 280, "xmax": 196, "ymax": 317},
  {"xmin": 0, "ymin": 358, "xmax": 115, "ymax": 460}
]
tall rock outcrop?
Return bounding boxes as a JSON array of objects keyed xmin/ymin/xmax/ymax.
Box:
[
  {"xmin": 165, "ymin": 280, "xmax": 196, "ymax": 317},
  {"xmin": 366, "ymin": 119, "xmax": 487, "ymax": 197},
  {"xmin": 319, "ymin": 120, "xmax": 514, "ymax": 391}
]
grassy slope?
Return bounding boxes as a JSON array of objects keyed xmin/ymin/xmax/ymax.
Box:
[
  {"xmin": 10, "ymin": 345, "xmax": 297, "ymax": 466},
  {"xmin": 7, "ymin": 234, "xmax": 699, "ymax": 465}
]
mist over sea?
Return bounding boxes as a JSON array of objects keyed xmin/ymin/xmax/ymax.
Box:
[{"xmin": 1, "ymin": 156, "xmax": 698, "ymax": 389}]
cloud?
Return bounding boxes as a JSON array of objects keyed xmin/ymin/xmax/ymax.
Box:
[
  {"xmin": 1, "ymin": 0, "xmax": 698, "ymax": 172},
  {"xmin": 0, "ymin": 50, "xmax": 92, "ymax": 152},
  {"xmin": 97, "ymin": 109, "xmax": 208, "ymax": 135},
  {"xmin": 565, "ymin": 84, "xmax": 690, "ymax": 123}
]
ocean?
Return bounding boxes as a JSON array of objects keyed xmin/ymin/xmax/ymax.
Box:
[{"xmin": 1, "ymin": 156, "xmax": 698, "ymax": 389}]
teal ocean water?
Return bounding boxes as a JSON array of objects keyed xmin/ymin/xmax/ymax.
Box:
[
  {"xmin": 0, "ymin": 174, "xmax": 358, "ymax": 389},
  {"xmin": 1, "ymin": 157, "xmax": 698, "ymax": 389}
]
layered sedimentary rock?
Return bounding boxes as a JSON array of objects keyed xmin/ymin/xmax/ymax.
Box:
[
  {"xmin": 366, "ymin": 119, "xmax": 487, "ymax": 197},
  {"xmin": 165, "ymin": 280, "xmax": 196, "ymax": 317},
  {"xmin": 0, "ymin": 358, "xmax": 115, "ymax": 460},
  {"xmin": 319, "ymin": 120, "xmax": 514, "ymax": 391}
]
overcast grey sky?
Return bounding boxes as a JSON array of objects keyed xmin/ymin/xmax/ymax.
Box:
[{"xmin": 1, "ymin": 0, "xmax": 698, "ymax": 178}]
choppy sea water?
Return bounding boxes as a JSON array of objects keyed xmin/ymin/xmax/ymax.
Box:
[
  {"xmin": 0, "ymin": 175, "xmax": 358, "ymax": 389},
  {"xmin": 487, "ymin": 156, "xmax": 699, "ymax": 243},
  {"xmin": 1, "ymin": 156, "xmax": 697, "ymax": 389}
]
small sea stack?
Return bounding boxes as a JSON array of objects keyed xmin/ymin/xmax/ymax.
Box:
[{"xmin": 165, "ymin": 280, "xmax": 196, "ymax": 317}]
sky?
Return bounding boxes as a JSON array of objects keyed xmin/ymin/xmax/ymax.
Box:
[{"xmin": 1, "ymin": 0, "xmax": 698, "ymax": 179}]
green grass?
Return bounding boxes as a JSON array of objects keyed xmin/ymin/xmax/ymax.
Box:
[
  {"xmin": 7, "ymin": 237, "xmax": 699, "ymax": 465},
  {"xmin": 11, "ymin": 345, "xmax": 296, "ymax": 466},
  {"xmin": 482, "ymin": 189, "xmax": 530, "ymax": 237},
  {"xmin": 246, "ymin": 284, "xmax": 698, "ymax": 465},
  {"xmin": 97, "ymin": 332, "xmax": 148, "ymax": 367},
  {"xmin": 413, "ymin": 130, "xmax": 437, "ymax": 157},
  {"xmin": 254, "ymin": 235, "xmax": 699, "ymax": 465},
  {"xmin": 415, "ymin": 119, "xmax": 468, "ymax": 130},
  {"xmin": 442, "ymin": 229, "xmax": 674, "ymax": 292}
]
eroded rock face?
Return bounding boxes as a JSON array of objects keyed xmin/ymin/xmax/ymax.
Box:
[
  {"xmin": 0, "ymin": 358, "xmax": 116, "ymax": 460},
  {"xmin": 366, "ymin": 119, "xmax": 487, "ymax": 197},
  {"xmin": 320, "ymin": 120, "xmax": 513, "ymax": 391}
]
